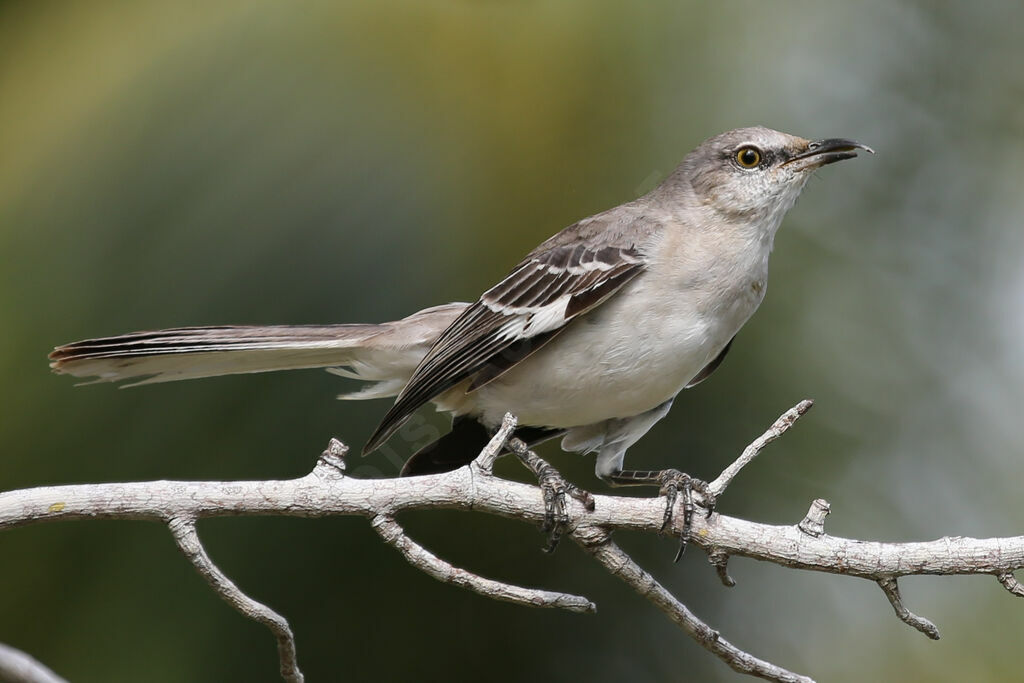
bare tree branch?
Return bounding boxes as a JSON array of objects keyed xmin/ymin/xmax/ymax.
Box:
[
  {"xmin": 370, "ymin": 513, "xmax": 595, "ymax": 613},
  {"xmin": 797, "ymin": 499, "xmax": 830, "ymax": 538},
  {"xmin": 0, "ymin": 643, "xmax": 68, "ymax": 683},
  {"xmin": 473, "ymin": 412, "xmax": 519, "ymax": 474},
  {"xmin": 707, "ymin": 399, "xmax": 814, "ymax": 498},
  {"xmin": 876, "ymin": 577, "xmax": 940, "ymax": 640},
  {"xmin": 997, "ymin": 571, "xmax": 1024, "ymax": 598},
  {"xmin": 168, "ymin": 517, "xmax": 304, "ymax": 683},
  {"xmin": 574, "ymin": 526, "xmax": 813, "ymax": 683},
  {"xmin": 2, "ymin": 401, "xmax": 1023, "ymax": 682}
]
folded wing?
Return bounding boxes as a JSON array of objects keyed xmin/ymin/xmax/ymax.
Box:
[{"xmin": 364, "ymin": 229, "xmax": 649, "ymax": 454}]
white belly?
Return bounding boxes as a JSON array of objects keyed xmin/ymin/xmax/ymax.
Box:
[{"xmin": 470, "ymin": 265, "xmax": 766, "ymax": 428}]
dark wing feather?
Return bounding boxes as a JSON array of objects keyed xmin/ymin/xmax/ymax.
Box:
[
  {"xmin": 363, "ymin": 236, "xmax": 647, "ymax": 454},
  {"xmin": 684, "ymin": 337, "xmax": 733, "ymax": 388},
  {"xmin": 400, "ymin": 416, "xmax": 565, "ymax": 476}
]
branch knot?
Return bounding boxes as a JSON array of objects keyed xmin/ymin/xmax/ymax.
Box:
[
  {"xmin": 313, "ymin": 438, "xmax": 347, "ymax": 481},
  {"xmin": 798, "ymin": 499, "xmax": 831, "ymax": 537}
]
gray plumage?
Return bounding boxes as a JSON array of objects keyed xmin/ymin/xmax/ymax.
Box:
[{"xmin": 50, "ymin": 127, "xmax": 871, "ymax": 480}]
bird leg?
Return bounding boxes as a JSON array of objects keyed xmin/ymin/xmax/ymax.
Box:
[
  {"xmin": 606, "ymin": 469, "xmax": 715, "ymax": 561},
  {"xmin": 507, "ymin": 438, "xmax": 595, "ymax": 553}
]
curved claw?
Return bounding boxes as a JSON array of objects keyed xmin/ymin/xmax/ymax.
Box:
[
  {"xmin": 511, "ymin": 442, "xmax": 594, "ymax": 553},
  {"xmin": 657, "ymin": 470, "xmax": 715, "ymax": 562},
  {"xmin": 601, "ymin": 466, "xmax": 715, "ymax": 561}
]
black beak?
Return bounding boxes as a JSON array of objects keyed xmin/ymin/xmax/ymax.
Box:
[{"xmin": 783, "ymin": 138, "xmax": 874, "ymax": 168}]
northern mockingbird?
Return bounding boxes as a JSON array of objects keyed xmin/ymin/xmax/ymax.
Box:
[{"xmin": 50, "ymin": 127, "xmax": 870, "ymax": 505}]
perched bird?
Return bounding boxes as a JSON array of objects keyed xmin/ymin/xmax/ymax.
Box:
[{"xmin": 50, "ymin": 127, "xmax": 870, "ymax": 500}]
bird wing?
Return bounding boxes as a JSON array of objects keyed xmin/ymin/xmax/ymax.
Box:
[{"xmin": 363, "ymin": 221, "xmax": 650, "ymax": 454}]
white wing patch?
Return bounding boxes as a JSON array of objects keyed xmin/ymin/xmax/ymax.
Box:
[
  {"xmin": 364, "ymin": 238, "xmax": 649, "ymax": 453},
  {"xmin": 488, "ymin": 294, "xmax": 572, "ymax": 342}
]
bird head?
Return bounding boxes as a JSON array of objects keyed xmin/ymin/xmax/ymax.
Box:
[{"xmin": 675, "ymin": 126, "xmax": 873, "ymax": 232}]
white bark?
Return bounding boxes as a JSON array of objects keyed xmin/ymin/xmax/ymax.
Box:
[
  {"xmin": 0, "ymin": 644, "xmax": 68, "ymax": 683},
  {"xmin": 1, "ymin": 402, "xmax": 1021, "ymax": 682}
]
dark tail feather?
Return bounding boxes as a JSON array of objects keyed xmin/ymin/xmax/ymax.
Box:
[
  {"xmin": 47, "ymin": 302, "xmax": 469, "ymax": 389},
  {"xmin": 400, "ymin": 417, "xmax": 564, "ymax": 476},
  {"xmin": 48, "ymin": 324, "xmax": 385, "ymax": 386}
]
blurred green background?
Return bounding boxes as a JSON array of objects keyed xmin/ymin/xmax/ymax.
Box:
[{"xmin": 3, "ymin": 1, "xmax": 1024, "ymax": 681}]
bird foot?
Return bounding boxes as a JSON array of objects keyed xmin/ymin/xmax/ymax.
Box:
[
  {"xmin": 657, "ymin": 469, "xmax": 715, "ymax": 562},
  {"xmin": 510, "ymin": 440, "xmax": 595, "ymax": 553}
]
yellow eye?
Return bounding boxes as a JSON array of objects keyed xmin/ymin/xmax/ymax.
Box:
[{"xmin": 735, "ymin": 146, "xmax": 762, "ymax": 168}]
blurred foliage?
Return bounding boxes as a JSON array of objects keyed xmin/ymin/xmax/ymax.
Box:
[{"xmin": 2, "ymin": 1, "xmax": 1024, "ymax": 681}]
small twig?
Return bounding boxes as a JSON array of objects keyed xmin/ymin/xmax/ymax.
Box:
[
  {"xmin": 708, "ymin": 400, "xmax": 813, "ymax": 498},
  {"xmin": 997, "ymin": 572, "xmax": 1024, "ymax": 597},
  {"xmin": 370, "ymin": 514, "xmax": 594, "ymax": 613},
  {"xmin": 0, "ymin": 642, "xmax": 68, "ymax": 683},
  {"xmin": 168, "ymin": 517, "xmax": 304, "ymax": 683},
  {"xmin": 574, "ymin": 527, "xmax": 813, "ymax": 683},
  {"xmin": 312, "ymin": 438, "xmax": 348, "ymax": 480},
  {"xmin": 797, "ymin": 499, "xmax": 831, "ymax": 538},
  {"xmin": 472, "ymin": 413, "xmax": 518, "ymax": 474},
  {"xmin": 708, "ymin": 549, "xmax": 736, "ymax": 587},
  {"xmin": 5, "ymin": 402, "xmax": 1024, "ymax": 683},
  {"xmin": 876, "ymin": 577, "xmax": 940, "ymax": 640}
]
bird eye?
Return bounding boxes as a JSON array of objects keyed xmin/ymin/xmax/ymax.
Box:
[{"xmin": 735, "ymin": 146, "xmax": 762, "ymax": 169}]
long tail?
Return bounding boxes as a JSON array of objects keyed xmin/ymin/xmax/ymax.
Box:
[{"xmin": 49, "ymin": 303, "xmax": 467, "ymax": 399}]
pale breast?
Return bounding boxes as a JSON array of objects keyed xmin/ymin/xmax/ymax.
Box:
[
  {"xmin": 472, "ymin": 282, "xmax": 755, "ymax": 426},
  {"xmin": 466, "ymin": 226, "xmax": 773, "ymax": 428}
]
